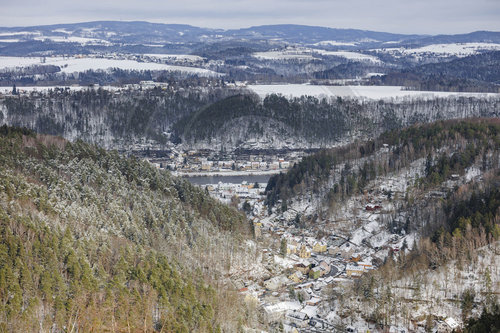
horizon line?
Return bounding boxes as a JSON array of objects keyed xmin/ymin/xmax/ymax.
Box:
[{"xmin": 0, "ymin": 19, "xmax": 498, "ymax": 36}]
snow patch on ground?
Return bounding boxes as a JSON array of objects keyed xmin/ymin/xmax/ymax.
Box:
[
  {"xmin": 33, "ymin": 36, "xmax": 112, "ymax": 45},
  {"xmin": 252, "ymin": 47, "xmax": 381, "ymax": 63},
  {"xmin": 247, "ymin": 84, "xmax": 500, "ymax": 100},
  {"xmin": 143, "ymin": 54, "xmax": 205, "ymax": 61},
  {"xmin": 314, "ymin": 50, "xmax": 381, "ymax": 63},
  {"xmin": 376, "ymin": 42, "xmax": 500, "ymax": 58},
  {"xmin": 465, "ymin": 166, "xmax": 481, "ymax": 182},
  {"xmin": 274, "ymin": 255, "xmax": 296, "ymax": 269},
  {"xmin": 0, "ymin": 31, "xmax": 40, "ymax": 37},
  {"xmin": 312, "ymin": 41, "xmax": 358, "ymax": 47},
  {"xmin": 0, "ymin": 56, "xmax": 220, "ymax": 76},
  {"xmin": 350, "ymin": 228, "xmax": 372, "ymax": 246},
  {"xmin": 264, "ymin": 301, "xmax": 301, "ymax": 313},
  {"xmin": 253, "ymin": 50, "xmax": 316, "ymax": 60},
  {"xmin": 52, "ymin": 28, "xmax": 71, "ymax": 34},
  {"xmin": 301, "ymin": 305, "xmax": 318, "ymax": 318}
]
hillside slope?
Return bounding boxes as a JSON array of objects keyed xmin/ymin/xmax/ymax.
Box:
[
  {"xmin": 261, "ymin": 119, "xmax": 500, "ymax": 330},
  {"xmin": 2, "ymin": 87, "xmax": 499, "ymax": 151},
  {"xmin": 0, "ymin": 126, "xmax": 258, "ymax": 332},
  {"xmin": 372, "ymin": 51, "xmax": 500, "ymax": 92}
]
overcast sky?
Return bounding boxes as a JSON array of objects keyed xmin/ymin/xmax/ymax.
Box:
[{"xmin": 1, "ymin": 0, "xmax": 499, "ymax": 34}]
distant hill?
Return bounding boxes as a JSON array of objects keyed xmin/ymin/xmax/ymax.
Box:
[
  {"xmin": 0, "ymin": 21, "xmax": 497, "ymax": 46},
  {"xmin": 224, "ymin": 24, "xmax": 422, "ymax": 43},
  {"xmin": 402, "ymin": 30, "xmax": 500, "ymax": 46},
  {"xmin": 0, "ymin": 21, "xmax": 215, "ymax": 43},
  {"xmin": 0, "ymin": 21, "xmax": 499, "ymax": 87},
  {"xmin": 372, "ymin": 51, "xmax": 500, "ymax": 91}
]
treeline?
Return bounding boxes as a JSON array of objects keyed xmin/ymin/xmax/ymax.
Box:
[
  {"xmin": 174, "ymin": 93, "xmax": 500, "ymax": 148},
  {"xmin": 464, "ymin": 303, "xmax": 500, "ymax": 333},
  {"xmin": 266, "ymin": 119, "xmax": 500, "ymax": 207},
  {"xmin": 373, "ymin": 73, "xmax": 499, "ymax": 93},
  {"xmin": 370, "ymin": 51, "xmax": 500, "ymax": 92},
  {"xmin": 169, "ymin": 93, "xmax": 350, "ymax": 144},
  {"xmin": 379, "ymin": 172, "xmax": 500, "ymax": 274},
  {"xmin": 2, "ymin": 84, "xmax": 240, "ymax": 148},
  {"xmin": 433, "ymin": 185, "xmax": 500, "ymax": 250},
  {"xmin": 0, "ymin": 65, "xmax": 223, "ymax": 86},
  {"xmin": 3, "ymin": 86, "xmax": 499, "ymax": 151},
  {"xmin": 265, "ymin": 141, "xmax": 377, "ymax": 207},
  {"xmin": 397, "ymin": 174, "xmax": 500, "ymax": 272},
  {"xmin": 0, "ymin": 128, "xmax": 254, "ymax": 331},
  {"xmin": 311, "ymin": 61, "xmax": 386, "ymax": 80}
]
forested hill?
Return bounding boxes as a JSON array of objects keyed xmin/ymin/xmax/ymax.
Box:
[
  {"xmin": 171, "ymin": 93, "xmax": 500, "ymax": 149},
  {"xmin": 266, "ymin": 119, "xmax": 500, "ymax": 208},
  {"xmin": 0, "ymin": 82, "xmax": 241, "ymax": 149},
  {"xmin": 371, "ymin": 51, "xmax": 500, "ymax": 92},
  {"xmin": 1, "ymin": 86, "xmax": 499, "ymax": 151},
  {"xmin": 0, "ymin": 126, "xmax": 256, "ymax": 331}
]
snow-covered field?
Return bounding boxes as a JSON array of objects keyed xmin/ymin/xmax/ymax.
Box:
[
  {"xmin": 314, "ymin": 50, "xmax": 381, "ymax": 63},
  {"xmin": 253, "ymin": 47, "xmax": 381, "ymax": 63},
  {"xmin": 253, "ymin": 50, "xmax": 316, "ymax": 60},
  {"xmin": 0, "ymin": 31, "xmax": 111, "ymax": 45},
  {"xmin": 0, "ymin": 56, "xmax": 220, "ymax": 76},
  {"xmin": 143, "ymin": 54, "xmax": 205, "ymax": 61},
  {"xmin": 0, "ymin": 31, "xmax": 40, "ymax": 37},
  {"xmin": 33, "ymin": 36, "xmax": 112, "ymax": 45},
  {"xmin": 247, "ymin": 84, "xmax": 500, "ymax": 100},
  {"xmin": 0, "ymin": 56, "xmax": 48, "ymax": 68},
  {"xmin": 376, "ymin": 42, "xmax": 500, "ymax": 57},
  {"xmin": 312, "ymin": 40, "xmax": 358, "ymax": 47}
]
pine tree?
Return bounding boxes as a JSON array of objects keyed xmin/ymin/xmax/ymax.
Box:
[{"xmin": 280, "ymin": 238, "xmax": 287, "ymax": 257}]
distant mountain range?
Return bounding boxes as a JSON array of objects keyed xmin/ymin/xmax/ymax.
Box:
[
  {"xmin": 0, "ymin": 21, "xmax": 499, "ymax": 47},
  {"xmin": 1, "ymin": 21, "xmax": 499, "ymax": 93}
]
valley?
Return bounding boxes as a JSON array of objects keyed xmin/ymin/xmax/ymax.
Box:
[
  {"xmin": 225, "ymin": 121, "xmax": 500, "ymax": 332},
  {"xmin": 0, "ymin": 20, "xmax": 499, "ymax": 333}
]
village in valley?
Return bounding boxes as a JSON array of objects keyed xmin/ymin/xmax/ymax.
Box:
[
  {"xmin": 3, "ymin": 74, "xmax": 484, "ymax": 331},
  {"xmin": 149, "ymin": 148, "xmax": 300, "ymax": 175},
  {"xmin": 236, "ymin": 190, "xmax": 409, "ymax": 332},
  {"xmin": 173, "ymin": 144, "xmax": 483, "ymax": 333},
  {"xmin": 140, "ymin": 144, "xmax": 407, "ymax": 331},
  {"xmin": 0, "ymin": 9, "xmax": 499, "ymax": 332}
]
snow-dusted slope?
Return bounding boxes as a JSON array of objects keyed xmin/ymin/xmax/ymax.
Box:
[
  {"xmin": 247, "ymin": 84, "xmax": 500, "ymax": 100},
  {"xmin": 375, "ymin": 42, "xmax": 500, "ymax": 58},
  {"xmin": 0, "ymin": 56, "xmax": 220, "ymax": 76},
  {"xmin": 252, "ymin": 47, "xmax": 382, "ymax": 63}
]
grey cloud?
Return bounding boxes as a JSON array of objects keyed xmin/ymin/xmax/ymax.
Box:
[{"xmin": 1, "ymin": 0, "xmax": 499, "ymax": 33}]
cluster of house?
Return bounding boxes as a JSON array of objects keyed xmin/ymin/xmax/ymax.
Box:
[
  {"xmin": 345, "ymin": 255, "xmax": 374, "ymax": 277},
  {"xmin": 179, "ymin": 147, "xmax": 419, "ymax": 331},
  {"xmin": 206, "ymin": 181, "xmax": 264, "ymax": 205},
  {"xmin": 138, "ymin": 80, "xmax": 170, "ymax": 89},
  {"xmin": 284, "ymin": 236, "xmax": 374, "ymax": 280},
  {"xmin": 241, "ymin": 157, "xmax": 470, "ymax": 332},
  {"xmin": 288, "ymin": 259, "xmax": 331, "ymax": 282},
  {"xmin": 235, "ymin": 273, "xmax": 338, "ymax": 329},
  {"xmin": 272, "ymin": 280, "xmax": 332, "ymax": 328},
  {"xmin": 239, "ymin": 230, "xmax": 377, "ymax": 330},
  {"xmin": 151, "ymin": 148, "xmax": 297, "ymax": 174},
  {"xmin": 197, "ymin": 157, "xmax": 290, "ymax": 172}
]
